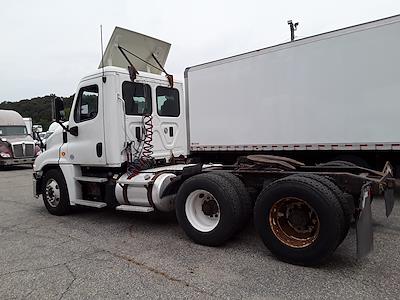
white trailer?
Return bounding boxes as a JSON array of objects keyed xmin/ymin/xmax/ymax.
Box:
[
  {"xmin": 186, "ymin": 14, "xmax": 400, "ymax": 171},
  {"xmin": 33, "ymin": 19, "xmax": 398, "ymax": 266},
  {"xmin": 23, "ymin": 117, "xmax": 33, "ymax": 135}
]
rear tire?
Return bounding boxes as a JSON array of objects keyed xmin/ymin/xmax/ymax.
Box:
[
  {"xmin": 211, "ymin": 171, "xmax": 253, "ymax": 228},
  {"xmin": 287, "ymin": 174, "xmax": 352, "ymax": 244},
  {"xmin": 254, "ymin": 176, "xmax": 344, "ymax": 266},
  {"xmin": 333, "ymin": 155, "xmax": 370, "ymax": 169},
  {"xmin": 41, "ymin": 169, "xmax": 71, "ymax": 216},
  {"xmin": 175, "ymin": 173, "xmax": 243, "ymax": 246}
]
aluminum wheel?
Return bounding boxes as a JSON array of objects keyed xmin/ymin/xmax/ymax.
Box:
[
  {"xmin": 185, "ymin": 189, "xmax": 220, "ymax": 232},
  {"xmin": 269, "ymin": 197, "xmax": 320, "ymax": 248},
  {"xmin": 45, "ymin": 179, "xmax": 61, "ymax": 208}
]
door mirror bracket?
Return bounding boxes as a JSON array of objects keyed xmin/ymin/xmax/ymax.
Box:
[{"xmin": 51, "ymin": 96, "xmax": 78, "ymax": 136}]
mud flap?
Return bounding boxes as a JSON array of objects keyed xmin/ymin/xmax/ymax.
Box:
[
  {"xmin": 384, "ymin": 188, "xmax": 395, "ymax": 217},
  {"xmin": 356, "ymin": 184, "xmax": 373, "ymax": 258}
]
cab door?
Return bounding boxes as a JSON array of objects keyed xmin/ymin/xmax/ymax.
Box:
[
  {"xmin": 64, "ymin": 78, "xmax": 105, "ymax": 165},
  {"xmin": 152, "ymin": 84, "xmax": 187, "ymax": 159},
  {"xmin": 121, "ymin": 79, "xmax": 153, "ymax": 155}
]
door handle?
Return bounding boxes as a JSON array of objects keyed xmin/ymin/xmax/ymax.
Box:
[
  {"xmin": 135, "ymin": 126, "xmax": 141, "ymax": 141},
  {"xmin": 169, "ymin": 127, "xmax": 173, "ymax": 137},
  {"xmin": 96, "ymin": 143, "xmax": 102, "ymax": 157}
]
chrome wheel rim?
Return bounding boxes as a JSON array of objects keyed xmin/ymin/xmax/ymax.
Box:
[
  {"xmin": 45, "ymin": 179, "xmax": 60, "ymax": 208},
  {"xmin": 185, "ymin": 189, "xmax": 220, "ymax": 232}
]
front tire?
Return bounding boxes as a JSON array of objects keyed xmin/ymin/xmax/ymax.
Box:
[
  {"xmin": 175, "ymin": 173, "xmax": 242, "ymax": 246},
  {"xmin": 254, "ymin": 176, "xmax": 344, "ymax": 266},
  {"xmin": 41, "ymin": 169, "xmax": 71, "ymax": 216}
]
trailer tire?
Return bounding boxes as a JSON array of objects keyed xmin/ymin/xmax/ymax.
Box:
[
  {"xmin": 211, "ymin": 171, "xmax": 253, "ymax": 228},
  {"xmin": 254, "ymin": 176, "xmax": 344, "ymax": 266},
  {"xmin": 287, "ymin": 174, "xmax": 351, "ymax": 245},
  {"xmin": 333, "ymin": 155, "xmax": 370, "ymax": 169},
  {"xmin": 41, "ymin": 169, "xmax": 71, "ymax": 216},
  {"xmin": 175, "ymin": 173, "xmax": 242, "ymax": 246}
]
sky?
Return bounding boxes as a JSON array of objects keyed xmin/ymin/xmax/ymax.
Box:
[{"xmin": 0, "ymin": 0, "xmax": 399, "ymax": 102}]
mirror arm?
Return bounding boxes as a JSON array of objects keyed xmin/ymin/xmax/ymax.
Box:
[{"xmin": 57, "ymin": 121, "xmax": 69, "ymax": 132}]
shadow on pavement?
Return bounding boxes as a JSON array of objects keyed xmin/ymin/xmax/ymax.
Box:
[{"xmin": 0, "ymin": 165, "xmax": 32, "ymax": 171}]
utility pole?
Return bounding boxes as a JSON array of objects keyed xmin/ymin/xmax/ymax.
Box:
[{"xmin": 287, "ymin": 20, "xmax": 299, "ymax": 41}]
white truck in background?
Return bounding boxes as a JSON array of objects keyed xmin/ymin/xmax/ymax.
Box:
[
  {"xmin": 23, "ymin": 117, "xmax": 33, "ymax": 135},
  {"xmin": 33, "ymin": 16, "xmax": 399, "ymax": 266},
  {"xmin": 0, "ymin": 110, "xmax": 41, "ymax": 166}
]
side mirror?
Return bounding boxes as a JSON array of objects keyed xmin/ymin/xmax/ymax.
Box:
[{"xmin": 52, "ymin": 97, "xmax": 65, "ymax": 122}]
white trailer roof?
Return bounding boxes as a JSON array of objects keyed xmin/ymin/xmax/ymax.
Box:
[{"xmin": 99, "ymin": 27, "xmax": 170, "ymax": 75}]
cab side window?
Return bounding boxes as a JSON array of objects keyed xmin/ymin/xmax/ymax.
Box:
[
  {"xmin": 74, "ymin": 85, "xmax": 99, "ymax": 123},
  {"xmin": 156, "ymin": 86, "xmax": 180, "ymax": 117},
  {"xmin": 122, "ymin": 81, "xmax": 152, "ymax": 115}
]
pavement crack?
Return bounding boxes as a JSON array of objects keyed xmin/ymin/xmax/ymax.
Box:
[
  {"xmin": 104, "ymin": 250, "xmax": 215, "ymax": 297},
  {"xmin": 58, "ymin": 264, "xmax": 77, "ymax": 300}
]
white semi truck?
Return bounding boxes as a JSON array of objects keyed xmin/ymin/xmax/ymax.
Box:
[
  {"xmin": 33, "ymin": 16, "xmax": 398, "ymax": 266},
  {"xmin": 0, "ymin": 110, "xmax": 41, "ymax": 166}
]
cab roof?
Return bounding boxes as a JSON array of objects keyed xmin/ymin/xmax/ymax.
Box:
[
  {"xmin": 82, "ymin": 66, "xmax": 182, "ymax": 85},
  {"xmin": 0, "ymin": 110, "xmax": 25, "ymax": 126}
]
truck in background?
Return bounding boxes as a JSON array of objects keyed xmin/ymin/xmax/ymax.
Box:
[
  {"xmin": 33, "ymin": 124, "xmax": 43, "ymax": 133},
  {"xmin": 23, "ymin": 117, "xmax": 33, "ymax": 135},
  {"xmin": 33, "ymin": 17, "xmax": 398, "ymax": 266},
  {"xmin": 0, "ymin": 110, "xmax": 41, "ymax": 166}
]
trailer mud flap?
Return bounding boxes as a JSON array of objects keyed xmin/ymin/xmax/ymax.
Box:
[
  {"xmin": 384, "ymin": 188, "xmax": 395, "ymax": 217},
  {"xmin": 356, "ymin": 184, "xmax": 373, "ymax": 258}
]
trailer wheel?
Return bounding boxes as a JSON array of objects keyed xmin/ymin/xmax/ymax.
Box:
[
  {"xmin": 254, "ymin": 176, "xmax": 344, "ymax": 266},
  {"xmin": 175, "ymin": 173, "xmax": 242, "ymax": 246},
  {"xmin": 41, "ymin": 169, "xmax": 71, "ymax": 216},
  {"xmin": 287, "ymin": 174, "xmax": 352, "ymax": 245},
  {"xmin": 211, "ymin": 171, "xmax": 253, "ymax": 228},
  {"xmin": 333, "ymin": 155, "xmax": 370, "ymax": 169}
]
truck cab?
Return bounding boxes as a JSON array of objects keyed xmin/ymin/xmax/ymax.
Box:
[
  {"xmin": 0, "ymin": 110, "xmax": 41, "ymax": 166},
  {"xmin": 33, "ymin": 28, "xmax": 189, "ymax": 213},
  {"xmin": 42, "ymin": 66, "xmax": 188, "ymax": 168}
]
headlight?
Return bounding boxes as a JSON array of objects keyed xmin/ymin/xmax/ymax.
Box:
[{"xmin": 0, "ymin": 152, "xmax": 11, "ymax": 158}]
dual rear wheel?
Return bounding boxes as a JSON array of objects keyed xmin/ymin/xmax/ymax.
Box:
[{"xmin": 176, "ymin": 172, "xmax": 349, "ymax": 266}]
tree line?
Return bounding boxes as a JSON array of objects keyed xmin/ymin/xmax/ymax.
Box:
[{"xmin": 0, "ymin": 94, "xmax": 74, "ymax": 131}]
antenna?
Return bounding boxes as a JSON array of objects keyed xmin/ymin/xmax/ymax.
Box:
[
  {"xmin": 287, "ymin": 20, "xmax": 299, "ymax": 41},
  {"xmin": 100, "ymin": 25, "xmax": 106, "ymax": 83}
]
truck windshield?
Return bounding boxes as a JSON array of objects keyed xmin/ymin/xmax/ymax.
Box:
[{"xmin": 0, "ymin": 126, "xmax": 27, "ymax": 136}]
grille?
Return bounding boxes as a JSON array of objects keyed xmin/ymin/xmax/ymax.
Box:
[
  {"xmin": 12, "ymin": 144, "xmax": 24, "ymax": 158},
  {"xmin": 12, "ymin": 143, "xmax": 35, "ymax": 158},
  {"xmin": 25, "ymin": 144, "xmax": 34, "ymax": 157}
]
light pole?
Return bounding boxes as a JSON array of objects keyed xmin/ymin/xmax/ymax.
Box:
[{"xmin": 287, "ymin": 20, "xmax": 299, "ymax": 42}]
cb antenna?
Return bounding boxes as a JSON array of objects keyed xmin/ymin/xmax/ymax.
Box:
[
  {"xmin": 100, "ymin": 25, "xmax": 106, "ymax": 83},
  {"xmin": 287, "ymin": 20, "xmax": 299, "ymax": 42}
]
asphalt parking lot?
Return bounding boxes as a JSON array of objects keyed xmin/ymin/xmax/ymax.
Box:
[{"xmin": 1, "ymin": 167, "xmax": 400, "ymax": 299}]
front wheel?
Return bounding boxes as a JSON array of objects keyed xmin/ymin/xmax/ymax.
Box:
[
  {"xmin": 41, "ymin": 169, "xmax": 71, "ymax": 216},
  {"xmin": 175, "ymin": 173, "xmax": 243, "ymax": 246}
]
